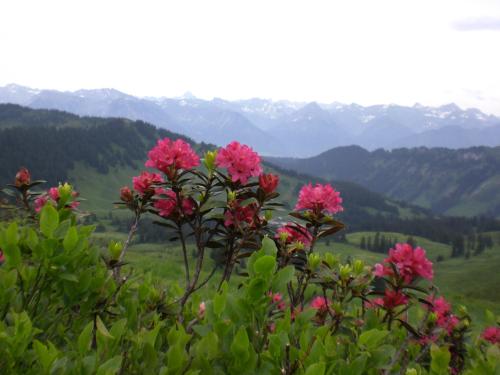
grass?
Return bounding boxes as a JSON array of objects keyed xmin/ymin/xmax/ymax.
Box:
[{"xmin": 94, "ymin": 229, "xmax": 500, "ymax": 326}]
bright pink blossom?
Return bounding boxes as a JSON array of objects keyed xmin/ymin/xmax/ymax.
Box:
[
  {"xmin": 295, "ymin": 183, "xmax": 343, "ymax": 214},
  {"xmin": 259, "ymin": 174, "xmax": 279, "ymax": 194},
  {"xmin": 15, "ymin": 167, "xmax": 31, "ymax": 187},
  {"xmin": 145, "ymin": 138, "xmax": 200, "ymax": 178},
  {"xmin": 311, "ymin": 296, "xmax": 329, "ymax": 312},
  {"xmin": 34, "ymin": 196, "xmax": 49, "ymax": 213},
  {"xmin": 0, "ymin": 249, "xmax": 4, "ymax": 264},
  {"xmin": 49, "ymin": 187, "xmax": 59, "ymax": 201},
  {"xmin": 276, "ymin": 224, "xmax": 312, "ymax": 247},
  {"xmin": 427, "ymin": 296, "xmax": 459, "ymax": 334},
  {"xmin": 133, "ymin": 172, "xmax": 164, "ymax": 196},
  {"xmin": 153, "ymin": 188, "xmax": 195, "ymax": 218},
  {"xmin": 216, "ymin": 141, "xmax": 263, "ymax": 184},
  {"xmin": 482, "ymin": 326, "xmax": 500, "ymax": 344},
  {"xmin": 365, "ymin": 290, "xmax": 408, "ymax": 310},
  {"xmin": 374, "ymin": 243, "xmax": 433, "ymax": 284},
  {"xmin": 223, "ymin": 201, "xmax": 258, "ymax": 228}
]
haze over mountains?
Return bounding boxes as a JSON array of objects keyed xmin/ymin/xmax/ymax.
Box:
[{"xmin": 1, "ymin": 84, "xmax": 500, "ymax": 157}]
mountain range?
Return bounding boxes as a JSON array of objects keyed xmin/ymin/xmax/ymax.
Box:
[
  {"xmin": 268, "ymin": 145, "xmax": 500, "ymax": 218},
  {"xmin": 1, "ymin": 84, "xmax": 499, "ymax": 157}
]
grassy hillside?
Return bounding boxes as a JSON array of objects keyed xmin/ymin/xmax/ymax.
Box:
[
  {"xmin": 116, "ymin": 230, "xmax": 500, "ymax": 325},
  {"xmin": 267, "ymin": 145, "xmax": 500, "ymax": 218}
]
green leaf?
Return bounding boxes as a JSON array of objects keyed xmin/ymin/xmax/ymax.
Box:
[
  {"xmin": 430, "ymin": 344, "xmax": 450, "ymax": 374},
  {"xmin": 60, "ymin": 273, "xmax": 79, "ymax": 282},
  {"xmin": 34, "ymin": 340, "xmax": 58, "ymax": 372},
  {"xmin": 253, "ymin": 255, "xmax": 276, "ymax": 277},
  {"xmin": 63, "ymin": 226, "xmax": 78, "ymax": 251},
  {"xmin": 230, "ymin": 327, "xmax": 250, "ymax": 363},
  {"xmin": 271, "ymin": 265, "xmax": 295, "ymax": 291},
  {"xmin": 213, "ymin": 288, "xmax": 227, "ymax": 317},
  {"xmin": 305, "ymin": 362, "xmax": 325, "ymax": 375},
  {"xmin": 358, "ymin": 329, "xmax": 389, "ymax": 349},
  {"xmin": 2, "ymin": 244, "xmax": 21, "ymax": 267},
  {"xmin": 261, "ymin": 236, "xmax": 277, "ymax": 256},
  {"xmin": 40, "ymin": 204, "xmax": 59, "ymax": 238},
  {"xmin": 96, "ymin": 316, "xmax": 114, "ymax": 339},
  {"xmin": 5, "ymin": 222, "xmax": 19, "ymax": 245},
  {"xmin": 78, "ymin": 321, "xmax": 94, "ymax": 355},
  {"xmin": 96, "ymin": 355, "xmax": 122, "ymax": 375}
]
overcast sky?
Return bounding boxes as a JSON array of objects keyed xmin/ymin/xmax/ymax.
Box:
[{"xmin": 1, "ymin": 0, "xmax": 499, "ymax": 114}]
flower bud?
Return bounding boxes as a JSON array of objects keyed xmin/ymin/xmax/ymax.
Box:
[
  {"xmin": 120, "ymin": 186, "xmax": 134, "ymax": 203},
  {"xmin": 199, "ymin": 301, "xmax": 206, "ymax": 318},
  {"xmin": 308, "ymin": 253, "xmax": 321, "ymax": 270},
  {"xmin": 259, "ymin": 173, "xmax": 279, "ymax": 194},
  {"xmin": 108, "ymin": 241, "xmax": 123, "ymax": 260},
  {"xmin": 227, "ymin": 191, "xmax": 237, "ymax": 203},
  {"xmin": 59, "ymin": 183, "xmax": 73, "ymax": 201},
  {"xmin": 14, "ymin": 167, "xmax": 31, "ymax": 187},
  {"xmin": 339, "ymin": 264, "xmax": 352, "ymax": 280},
  {"xmin": 353, "ymin": 259, "xmax": 364, "ymax": 274},
  {"xmin": 203, "ymin": 150, "xmax": 218, "ymax": 171},
  {"xmin": 264, "ymin": 210, "xmax": 273, "ymax": 221},
  {"xmin": 279, "ymin": 231, "xmax": 290, "ymax": 243},
  {"xmin": 324, "ymin": 253, "xmax": 338, "ymax": 268}
]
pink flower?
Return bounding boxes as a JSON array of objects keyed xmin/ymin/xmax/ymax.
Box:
[
  {"xmin": 69, "ymin": 201, "xmax": 80, "ymax": 210},
  {"xmin": 427, "ymin": 296, "xmax": 459, "ymax": 334},
  {"xmin": 223, "ymin": 200, "xmax": 258, "ymax": 228},
  {"xmin": 153, "ymin": 188, "xmax": 195, "ymax": 218},
  {"xmin": 365, "ymin": 290, "xmax": 408, "ymax": 310},
  {"xmin": 34, "ymin": 196, "xmax": 49, "ymax": 213},
  {"xmin": 311, "ymin": 296, "xmax": 329, "ymax": 312},
  {"xmin": 382, "ymin": 290, "xmax": 409, "ymax": 309},
  {"xmin": 199, "ymin": 302, "xmax": 206, "ymax": 318},
  {"xmin": 216, "ymin": 141, "xmax": 263, "ymax": 184},
  {"xmin": 120, "ymin": 186, "xmax": 134, "ymax": 203},
  {"xmin": 295, "ymin": 183, "xmax": 343, "ymax": 215},
  {"xmin": 0, "ymin": 249, "xmax": 4, "ymax": 264},
  {"xmin": 373, "ymin": 243, "xmax": 433, "ymax": 284},
  {"xmin": 49, "ymin": 187, "xmax": 60, "ymax": 201},
  {"xmin": 482, "ymin": 326, "xmax": 500, "ymax": 344},
  {"xmin": 259, "ymin": 174, "xmax": 279, "ymax": 194},
  {"xmin": 145, "ymin": 138, "xmax": 200, "ymax": 178},
  {"xmin": 15, "ymin": 167, "xmax": 31, "ymax": 187},
  {"xmin": 276, "ymin": 224, "xmax": 312, "ymax": 247},
  {"xmin": 268, "ymin": 292, "xmax": 286, "ymax": 311},
  {"xmin": 132, "ymin": 172, "xmax": 164, "ymax": 196}
]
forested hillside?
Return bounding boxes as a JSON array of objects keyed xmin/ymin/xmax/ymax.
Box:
[{"xmin": 268, "ymin": 145, "xmax": 500, "ymax": 217}]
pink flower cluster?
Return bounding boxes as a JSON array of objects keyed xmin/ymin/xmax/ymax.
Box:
[
  {"xmin": 153, "ymin": 188, "xmax": 195, "ymax": 218},
  {"xmin": 427, "ymin": 296, "xmax": 459, "ymax": 334},
  {"xmin": 295, "ymin": 183, "xmax": 343, "ymax": 215},
  {"xmin": 15, "ymin": 167, "xmax": 31, "ymax": 187},
  {"xmin": 223, "ymin": 200, "xmax": 258, "ymax": 228},
  {"xmin": 145, "ymin": 138, "xmax": 200, "ymax": 178},
  {"xmin": 0, "ymin": 249, "xmax": 4, "ymax": 264},
  {"xmin": 133, "ymin": 171, "xmax": 164, "ymax": 196},
  {"xmin": 276, "ymin": 223, "xmax": 312, "ymax": 247},
  {"xmin": 311, "ymin": 296, "xmax": 329, "ymax": 312},
  {"xmin": 482, "ymin": 326, "xmax": 500, "ymax": 344},
  {"xmin": 34, "ymin": 187, "xmax": 79, "ymax": 212},
  {"xmin": 268, "ymin": 292, "xmax": 286, "ymax": 311},
  {"xmin": 366, "ymin": 290, "xmax": 409, "ymax": 310},
  {"xmin": 216, "ymin": 141, "xmax": 263, "ymax": 184},
  {"xmin": 374, "ymin": 243, "xmax": 433, "ymax": 284}
]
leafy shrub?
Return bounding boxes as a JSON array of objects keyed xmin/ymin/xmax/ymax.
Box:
[{"xmin": 1, "ymin": 140, "xmax": 500, "ymax": 374}]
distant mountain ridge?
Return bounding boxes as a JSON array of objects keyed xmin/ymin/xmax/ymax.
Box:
[
  {"xmin": 267, "ymin": 145, "xmax": 500, "ymax": 218},
  {"xmin": 1, "ymin": 84, "xmax": 500, "ymax": 157}
]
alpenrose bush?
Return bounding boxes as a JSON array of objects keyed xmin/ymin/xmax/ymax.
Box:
[{"xmin": 0, "ymin": 140, "xmax": 500, "ymax": 374}]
